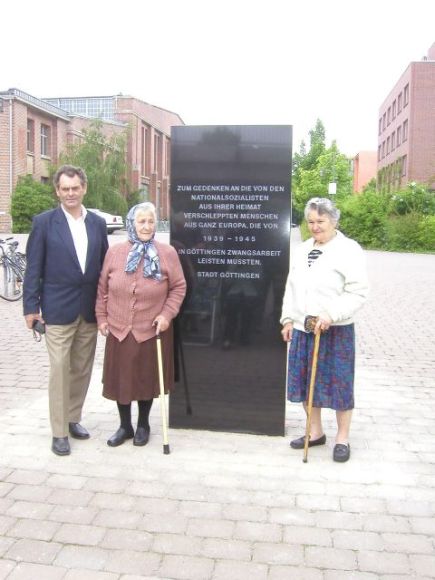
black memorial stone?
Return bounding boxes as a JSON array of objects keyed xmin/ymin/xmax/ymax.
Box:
[{"xmin": 170, "ymin": 125, "xmax": 292, "ymax": 436}]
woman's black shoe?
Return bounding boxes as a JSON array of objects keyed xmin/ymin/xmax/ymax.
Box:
[
  {"xmin": 333, "ymin": 443, "xmax": 350, "ymax": 462},
  {"xmin": 133, "ymin": 427, "xmax": 150, "ymax": 446},
  {"xmin": 107, "ymin": 427, "xmax": 134, "ymax": 447},
  {"xmin": 290, "ymin": 434, "xmax": 326, "ymax": 449}
]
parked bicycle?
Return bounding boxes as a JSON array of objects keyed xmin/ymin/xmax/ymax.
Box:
[{"xmin": 0, "ymin": 237, "xmax": 26, "ymax": 301}]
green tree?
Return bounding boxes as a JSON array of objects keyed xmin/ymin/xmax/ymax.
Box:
[
  {"xmin": 59, "ymin": 120, "xmax": 130, "ymax": 216},
  {"xmin": 292, "ymin": 120, "xmax": 351, "ymax": 220},
  {"xmin": 11, "ymin": 175, "xmax": 57, "ymax": 233}
]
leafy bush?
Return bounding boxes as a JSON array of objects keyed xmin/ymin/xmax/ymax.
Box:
[
  {"xmin": 338, "ymin": 191, "xmax": 389, "ymax": 248},
  {"xmin": 389, "ymin": 184, "xmax": 435, "ymax": 216},
  {"xmin": 416, "ymin": 215, "xmax": 435, "ymax": 252},
  {"xmin": 11, "ymin": 176, "xmax": 57, "ymax": 233},
  {"xmin": 384, "ymin": 213, "xmax": 423, "ymax": 251}
]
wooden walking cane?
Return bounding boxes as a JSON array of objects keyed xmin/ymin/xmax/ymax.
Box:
[
  {"xmin": 303, "ymin": 315, "xmax": 321, "ymax": 463},
  {"xmin": 156, "ymin": 333, "xmax": 170, "ymax": 455}
]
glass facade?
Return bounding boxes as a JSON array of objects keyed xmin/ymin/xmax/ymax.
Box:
[{"xmin": 44, "ymin": 97, "xmax": 115, "ymax": 121}]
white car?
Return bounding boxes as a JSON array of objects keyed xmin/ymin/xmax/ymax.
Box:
[{"xmin": 88, "ymin": 209, "xmax": 124, "ymax": 234}]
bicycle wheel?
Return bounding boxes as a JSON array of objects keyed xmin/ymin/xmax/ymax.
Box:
[
  {"xmin": 15, "ymin": 252, "xmax": 27, "ymax": 271},
  {"xmin": 0, "ymin": 259, "xmax": 23, "ymax": 301}
]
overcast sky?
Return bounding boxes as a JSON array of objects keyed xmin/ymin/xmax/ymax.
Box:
[{"xmin": 2, "ymin": 0, "xmax": 434, "ymax": 157}]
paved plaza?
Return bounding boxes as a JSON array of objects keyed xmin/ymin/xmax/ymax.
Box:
[{"xmin": 0, "ymin": 231, "xmax": 434, "ymax": 579}]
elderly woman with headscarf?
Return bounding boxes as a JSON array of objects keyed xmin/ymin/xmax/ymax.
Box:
[{"xmin": 96, "ymin": 202, "xmax": 186, "ymax": 447}]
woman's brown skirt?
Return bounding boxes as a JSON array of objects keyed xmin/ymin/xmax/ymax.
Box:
[{"xmin": 102, "ymin": 327, "xmax": 174, "ymax": 404}]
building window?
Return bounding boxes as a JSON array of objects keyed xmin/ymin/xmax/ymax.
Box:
[
  {"xmin": 397, "ymin": 125, "xmax": 402, "ymax": 145},
  {"xmin": 398, "ymin": 92, "xmax": 402, "ymax": 113},
  {"xmin": 378, "ymin": 145, "xmax": 381, "ymax": 161},
  {"xmin": 153, "ymin": 133, "xmax": 160, "ymax": 173},
  {"xmin": 403, "ymin": 119, "xmax": 408, "ymax": 141},
  {"xmin": 386, "ymin": 136, "xmax": 390, "ymax": 154},
  {"xmin": 403, "ymin": 83, "xmax": 409, "ymax": 107},
  {"xmin": 387, "ymin": 106, "xmax": 391, "ymax": 125},
  {"xmin": 165, "ymin": 139, "xmax": 170, "ymax": 175},
  {"xmin": 401, "ymin": 155, "xmax": 407, "ymax": 176},
  {"xmin": 27, "ymin": 119, "xmax": 35, "ymax": 153},
  {"xmin": 378, "ymin": 118, "xmax": 382, "ymax": 135},
  {"xmin": 391, "ymin": 131, "xmax": 395, "ymax": 151},
  {"xmin": 392, "ymin": 100, "xmax": 396, "ymax": 119},
  {"xmin": 382, "ymin": 113, "xmax": 386, "ymax": 130},
  {"xmin": 40, "ymin": 124, "xmax": 51, "ymax": 157},
  {"xmin": 382, "ymin": 141, "xmax": 385, "ymax": 158},
  {"xmin": 141, "ymin": 126, "xmax": 147, "ymax": 176}
]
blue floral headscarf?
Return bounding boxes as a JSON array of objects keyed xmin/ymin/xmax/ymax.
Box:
[{"xmin": 125, "ymin": 203, "xmax": 162, "ymax": 280}]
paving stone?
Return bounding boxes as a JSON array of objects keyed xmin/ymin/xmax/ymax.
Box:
[
  {"xmin": 7, "ymin": 518, "xmax": 60, "ymax": 541},
  {"xmin": 233, "ymin": 521, "xmax": 282, "ymax": 542},
  {"xmin": 305, "ymin": 546, "xmax": 357, "ymax": 570},
  {"xmin": 63, "ymin": 570, "xmax": 119, "ymax": 580},
  {"xmin": 0, "ymin": 559, "xmax": 15, "ymax": 580},
  {"xmin": 100, "ymin": 528, "xmax": 153, "ymax": 551},
  {"xmin": 201, "ymin": 537, "xmax": 251, "ymax": 561},
  {"xmin": 332, "ymin": 530, "xmax": 385, "ymax": 551},
  {"xmin": 211, "ymin": 559, "xmax": 268, "ymax": 580},
  {"xmin": 252, "ymin": 541, "xmax": 303, "ymax": 565},
  {"xmin": 6, "ymin": 562, "xmax": 66, "ymax": 580},
  {"xmin": 186, "ymin": 517, "xmax": 234, "ymax": 539},
  {"xmin": 53, "ymin": 523, "xmax": 106, "ymax": 546},
  {"xmin": 93, "ymin": 509, "xmax": 142, "ymax": 530},
  {"xmin": 54, "ymin": 545, "xmax": 110, "ymax": 570},
  {"xmin": 105, "ymin": 550, "xmax": 160, "ymax": 576},
  {"xmin": 283, "ymin": 525, "xmax": 332, "ymax": 547},
  {"xmin": 5, "ymin": 538, "xmax": 62, "ymax": 564},
  {"xmin": 358, "ymin": 550, "xmax": 410, "ymax": 574}
]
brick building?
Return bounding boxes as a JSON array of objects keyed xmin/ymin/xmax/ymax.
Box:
[
  {"xmin": 352, "ymin": 150, "xmax": 377, "ymax": 193},
  {"xmin": 377, "ymin": 42, "xmax": 435, "ymax": 192},
  {"xmin": 0, "ymin": 89, "xmax": 184, "ymax": 233}
]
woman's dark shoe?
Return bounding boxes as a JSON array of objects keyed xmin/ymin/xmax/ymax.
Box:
[
  {"xmin": 107, "ymin": 427, "xmax": 134, "ymax": 447},
  {"xmin": 52, "ymin": 437, "xmax": 71, "ymax": 456},
  {"xmin": 290, "ymin": 434, "xmax": 326, "ymax": 449},
  {"xmin": 133, "ymin": 427, "xmax": 150, "ymax": 446},
  {"xmin": 333, "ymin": 443, "xmax": 350, "ymax": 462}
]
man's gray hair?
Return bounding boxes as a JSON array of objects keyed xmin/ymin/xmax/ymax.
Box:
[{"xmin": 304, "ymin": 197, "xmax": 340, "ymax": 223}]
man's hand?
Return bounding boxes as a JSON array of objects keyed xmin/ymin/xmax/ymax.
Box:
[{"xmin": 25, "ymin": 313, "xmax": 44, "ymax": 330}]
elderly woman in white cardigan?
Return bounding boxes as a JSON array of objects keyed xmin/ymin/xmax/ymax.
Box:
[{"xmin": 281, "ymin": 197, "xmax": 369, "ymax": 462}]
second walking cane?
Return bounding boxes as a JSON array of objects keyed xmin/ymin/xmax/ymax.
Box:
[
  {"xmin": 303, "ymin": 315, "xmax": 321, "ymax": 463},
  {"xmin": 156, "ymin": 333, "xmax": 170, "ymax": 454}
]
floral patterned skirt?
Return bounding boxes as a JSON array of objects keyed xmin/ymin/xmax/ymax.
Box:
[{"xmin": 287, "ymin": 324, "xmax": 355, "ymax": 411}]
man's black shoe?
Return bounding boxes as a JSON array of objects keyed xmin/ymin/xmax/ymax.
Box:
[
  {"xmin": 133, "ymin": 427, "xmax": 150, "ymax": 446},
  {"xmin": 52, "ymin": 437, "xmax": 71, "ymax": 456},
  {"xmin": 69, "ymin": 422, "xmax": 90, "ymax": 439},
  {"xmin": 107, "ymin": 427, "xmax": 134, "ymax": 447}
]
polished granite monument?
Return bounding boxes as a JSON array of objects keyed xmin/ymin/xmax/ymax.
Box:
[{"xmin": 169, "ymin": 125, "xmax": 292, "ymax": 436}]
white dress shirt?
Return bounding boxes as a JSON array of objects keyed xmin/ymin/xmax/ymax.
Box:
[{"xmin": 61, "ymin": 205, "xmax": 88, "ymax": 274}]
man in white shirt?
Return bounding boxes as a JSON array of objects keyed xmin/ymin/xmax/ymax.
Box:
[{"xmin": 23, "ymin": 165, "xmax": 108, "ymax": 456}]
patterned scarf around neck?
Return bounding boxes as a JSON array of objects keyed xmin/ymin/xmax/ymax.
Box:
[{"xmin": 125, "ymin": 204, "xmax": 162, "ymax": 280}]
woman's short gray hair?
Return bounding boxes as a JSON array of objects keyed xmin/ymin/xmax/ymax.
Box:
[{"xmin": 304, "ymin": 197, "xmax": 340, "ymax": 223}]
